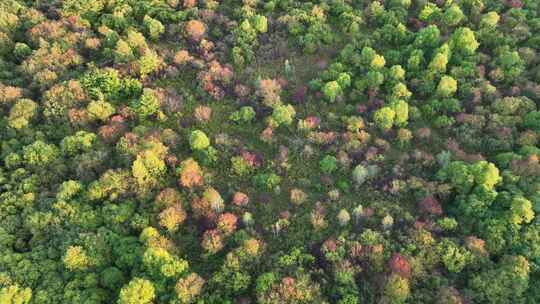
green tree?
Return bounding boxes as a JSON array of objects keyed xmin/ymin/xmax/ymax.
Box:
[
  {"xmin": 271, "ymin": 104, "xmax": 296, "ymax": 126},
  {"xmin": 374, "ymin": 107, "xmax": 396, "ymax": 131},
  {"xmin": 87, "ymin": 100, "xmax": 116, "ymax": 121},
  {"xmin": 118, "ymin": 278, "xmax": 155, "ymax": 304},
  {"xmin": 468, "ymin": 255, "xmax": 530, "ymax": 304},
  {"xmin": 383, "ymin": 274, "xmax": 410, "ymax": 304},
  {"xmin": 509, "ymin": 196, "xmax": 534, "ymax": 226},
  {"xmin": 322, "ymin": 81, "xmax": 342, "ymax": 103},
  {"xmin": 0, "ymin": 284, "xmax": 32, "ymax": 304},
  {"xmin": 436, "ymin": 76, "xmax": 458, "ymax": 97},
  {"xmin": 442, "ymin": 4, "xmax": 465, "ymax": 27},
  {"xmin": 63, "ymin": 246, "xmax": 92, "ymax": 271},
  {"xmin": 252, "ymin": 15, "xmax": 268, "ymax": 33},
  {"xmin": 450, "ymin": 27, "xmax": 479, "ymax": 56},
  {"xmin": 320, "ymin": 155, "xmax": 338, "ymax": 174},
  {"xmin": 23, "ymin": 141, "xmax": 60, "ymax": 168},
  {"xmin": 132, "ymin": 150, "xmax": 166, "ymax": 189},
  {"xmin": 8, "ymin": 99, "xmax": 37, "ymax": 129},
  {"xmin": 189, "ymin": 130, "xmax": 210, "ymax": 150},
  {"xmin": 143, "ymin": 247, "xmax": 189, "ymax": 279},
  {"xmin": 132, "ymin": 89, "xmax": 161, "ymax": 120},
  {"xmin": 390, "ymin": 100, "xmax": 408, "ymax": 127},
  {"xmin": 143, "ymin": 15, "xmax": 164, "ymax": 40},
  {"xmin": 138, "ymin": 49, "xmax": 163, "ymax": 76}
]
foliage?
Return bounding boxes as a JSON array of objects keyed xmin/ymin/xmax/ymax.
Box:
[{"xmin": 1, "ymin": 1, "xmax": 539, "ymax": 303}]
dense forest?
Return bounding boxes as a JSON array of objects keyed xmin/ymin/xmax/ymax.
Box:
[{"xmin": 1, "ymin": 0, "xmax": 540, "ymax": 303}]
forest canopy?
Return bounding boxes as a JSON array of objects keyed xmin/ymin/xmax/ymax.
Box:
[{"xmin": 1, "ymin": 0, "xmax": 540, "ymax": 303}]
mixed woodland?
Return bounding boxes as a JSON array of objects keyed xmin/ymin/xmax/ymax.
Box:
[{"xmin": 1, "ymin": 0, "xmax": 540, "ymax": 303}]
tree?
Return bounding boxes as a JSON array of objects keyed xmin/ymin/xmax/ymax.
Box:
[
  {"xmin": 63, "ymin": 246, "xmax": 92, "ymax": 271},
  {"xmin": 414, "ymin": 25, "xmax": 440, "ymax": 49},
  {"xmin": 437, "ymin": 239, "xmax": 471, "ymax": 273},
  {"xmin": 383, "ymin": 274, "xmax": 410, "ymax": 304},
  {"xmin": 496, "ymin": 49, "xmax": 525, "ymax": 83},
  {"xmin": 230, "ymin": 106, "xmax": 256, "ymax": 123},
  {"xmin": 114, "ymin": 39, "xmax": 134, "ymax": 63},
  {"xmin": 132, "ymin": 89, "xmax": 161, "ymax": 120},
  {"xmin": 61, "ymin": 0, "xmax": 104, "ymax": 18},
  {"xmin": 271, "ymin": 104, "xmax": 296, "ymax": 126},
  {"xmin": 138, "ymin": 49, "xmax": 163, "ymax": 76},
  {"xmin": 176, "ymin": 273, "xmax": 205, "ymax": 304},
  {"xmin": 118, "ymin": 278, "xmax": 155, "ymax": 304},
  {"xmin": 217, "ymin": 213, "xmax": 238, "ymax": 235},
  {"xmin": 132, "ymin": 150, "xmax": 166, "ymax": 189},
  {"xmin": 143, "ymin": 15, "xmax": 164, "ymax": 40},
  {"xmin": 189, "ymin": 130, "xmax": 210, "ymax": 150},
  {"xmin": 481, "ymin": 12, "xmax": 500, "ymax": 28},
  {"xmin": 419, "ymin": 3, "xmax": 441, "ymax": 22},
  {"xmin": 374, "ymin": 107, "xmax": 396, "ymax": 131},
  {"xmin": 337, "ymin": 209, "xmax": 351, "ymax": 226},
  {"xmin": 143, "ymin": 247, "xmax": 189, "ymax": 278},
  {"xmin": 159, "ymin": 204, "xmax": 187, "ymax": 232},
  {"xmin": 87, "ymin": 100, "xmax": 115, "ymax": 121},
  {"xmin": 258, "ymin": 79, "xmax": 282, "ymax": 107},
  {"xmin": 178, "ymin": 158, "xmax": 204, "ymax": 189},
  {"xmin": 509, "ymin": 196, "xmax": 534, "ymax": 226},
  {"xmin": 437, "ymin": 76, "xmax": 458, "ymax": 97},
  {"xmin": 437, "ymin": 161, "xmax": 501, "ymax": 194},
  {"xmin": 203, "ymin": 187, "xmax": 224, "ymax": 212},
  {"xmin": 0, "ymin": 284, "xmax": 32, "ymax": 304},
  {"xmin": 101, "ymin": 267, "xmax": 126, "ymax": 291},
  {"xmin": 429, "ymin": 44, "xmax": 451, "ymax": 73},
  {"xmin": 322, "ymin": 81, "xmax": 342, "ymax": 103},
  {"xmin": 201, "ymin": 229, "xmax": 224, "ymax": 254},
  {"xmin": 8, "ymin": 99, "xmax": 37, "ymax": 129},
  {"xmin": 442, "ymin": 4, "xmax": 465, "ymax": 27},
  {"xmin": 352, "ymin": 164, "xmax": 369, "ymax": 186},
  {"xmin": 524, "ymin": 111, "xmax": 540, "ymax": 131},
  {"xmin": 185, "ymin": 20, "xmax": 206, "ymax": 41},
  {"xmin": 450, "ymin": 27, "xmax": 479, "ymax": 56},
  {"xmin": 390, "ymin": 100, "xmax": 408, "ymax": 127},
  {"xmin": 468, "ymin": 255, "xmax": 530, "ymax": 304},
  {"xmin": 23, "ymin": 141, "xmax": 60, "ymax": 168},
  {"xmin": 320, "ymin": 155, "xmax": 338, "ymax": 174},
  {"xmin": 252, "ymin": 15, "xmax": 268, "ymax": 33},
  {"xmin": 61, "ymin": 131, "xmax": 97, "ymax": 156},
  {"xmin": 388, "ymin": 253, "xmax": 411, "ymax": 278}
]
